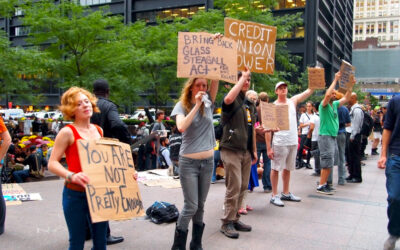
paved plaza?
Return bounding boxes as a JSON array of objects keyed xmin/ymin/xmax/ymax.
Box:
[{"xmin": 0, "ymin": 147, "xmax": 392, "ymax": 250}]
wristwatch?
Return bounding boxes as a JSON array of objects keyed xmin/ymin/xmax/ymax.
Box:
[{"xmin": 66, "ymin": 171, "xmax": 75, "ymax": 183}]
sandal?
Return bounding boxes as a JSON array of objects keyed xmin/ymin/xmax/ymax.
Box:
[{"xmin": 238, "ymin": 208, "xmax": 248, "ymax": 215}]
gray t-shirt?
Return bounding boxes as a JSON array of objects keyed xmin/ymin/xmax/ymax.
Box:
[{"xmin": 170, "ymin": 100, "xmax": 216, "ymax": 155}]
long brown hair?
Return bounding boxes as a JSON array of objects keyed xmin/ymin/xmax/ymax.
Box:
[{"xmin": 179, "ymin": 78, "xmax": 208, "ymax": 115}]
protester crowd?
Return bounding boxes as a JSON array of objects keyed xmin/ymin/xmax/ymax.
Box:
[{"xmin": 0, "ymin": 70, "xmax": 398, "ymax": 250}]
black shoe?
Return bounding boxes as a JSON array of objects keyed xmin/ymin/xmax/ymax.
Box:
[
  {"xmin": 317, "ymin": 185, "xmax": 334, "ymax": 195},
  {"xmin": 345, "ymin": 176, "xmax": 353, "ymax": 181},
  {"xmin": 233, "ymin": 221, "xmax": 252, "ymax": 232},
  {"xmin": 220, "ymin": 223, "xmax": 239, "ymax": 239},
  {"xmin": 172, "ymin": 227, "xmax": 188, "ymax": 250},
  {"xmin": 347, "ymin": 178, "xmax": 362, "ymax": 183},
  {"xmin": 296, "ymin": 162, "xmax": 304, "ymax": 169},
  {"xmin": 190, "ymin": 223, "xmax": 205, "ymax": 250},
  {"xmin": 371, "ymin": 149, "xmax": 379, "ymax": 155},
  {"xmin": 106, "ymin": 235, "xmax": 124, "ymax": 245},
  {"xmin": 311, "ymin": 172, "xmax": 320, "ymax": 177},
  {"xmin": 305, "ymin": 163, "xmax": 312, "ymax": 169}
]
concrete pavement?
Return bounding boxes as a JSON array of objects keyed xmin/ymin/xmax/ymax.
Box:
[{"xmin": 0, "ymin": 147, "xmax": 392, "ymax": 250}]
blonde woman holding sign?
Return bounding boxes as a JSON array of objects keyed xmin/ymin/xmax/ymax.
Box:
[
  {"xmin": 48, "ymin": 87, "xmax": 108, "ymax": 250},
  {"xmin": 170, "ymin": 76, "xmax": 219, "ymax": 250}
]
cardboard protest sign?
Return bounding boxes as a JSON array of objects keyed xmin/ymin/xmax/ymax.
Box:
[
  {"xmin": 224, "ymin": 18, "xmax": 277, "ymax": 74},
  {"xmin": 308, "ymin": 67, "xmax": 326, "ymax": 90},
  {"xmin": 338, "ymin": 60, "xmax": 356, "ymax": 94},
  {"xmin": 77, "ymin": 139, "xmax": 144, "ymax": 223},
  {"xmin": 260, "ymin": 102, "xmax": 289, "ymax": 130},
  {"xmin": 177, "ymin": 32, "xmax": 238, "ymax": 84}
]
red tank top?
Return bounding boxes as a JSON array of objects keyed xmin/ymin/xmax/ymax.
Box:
[{"xmin": 65, "ymin": 124, "xmax": 103, "ymax": 173}]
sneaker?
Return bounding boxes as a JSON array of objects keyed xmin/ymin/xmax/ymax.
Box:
[
  {"xmin": 246, "ymin": 205, "xmax": 253, "ymax": 211},
  {"xmin": 371, "ymin": 150, "xmax": 379, "ymax": 156},
  {"xmin": 280, "ymin": 192, "xmax": 301, "ymax": 202},
  {"xmin": 304, "ymin": 163, "xmax": 312, "ymax": 169},
  {"xmin": 347, "ymin": 178, "xmax": 362, "ymax": 183},
  {"xmin": 384, "ymin": 235, "xmax": 399, "ymax": 250},
  {"xmin": 316, "ymin": 185, "xmax": 334, "ymax": 195},
  {"xmin": 270, "ymin": 195, "xmax": 284, "ymax": 207},
  {"xmin": 220, "ymin": 223, "xmax": 239, "ymax": 239},
  {"xmin": 238, "ymin": 208, "xmax": 248, "ymax": 215},
  {"xmin": 327, "ymin": 185, "xmax": 336, "ymax": 191},
  {"xmin": 338, "ymin": 180, "xmax": 345, "ymax": 185},
  {"xmin": 311, "ymin": 172, "xmax": 320, "ymax": 177},
  {"xmin": 233, "ymin": 221, "xmax": 252, "ymax": 232}
]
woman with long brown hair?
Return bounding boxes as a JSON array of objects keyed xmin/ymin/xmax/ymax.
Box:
[{"xmin": 170, "ymin": 77, "xmax": 219, "ymax": 249}]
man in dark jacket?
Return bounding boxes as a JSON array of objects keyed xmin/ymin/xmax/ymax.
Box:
[
  {"xmin": 220, "ymin": 69, "xmax": 257, "ymax": 239},
  {"xmin": 90, "ymin": 79, "xmax": 130, "ymax": 245}
]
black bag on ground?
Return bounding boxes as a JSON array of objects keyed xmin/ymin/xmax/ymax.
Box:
[{"xmin": 146, "ymin": 201, "xmax": 179, "ymax": 224}]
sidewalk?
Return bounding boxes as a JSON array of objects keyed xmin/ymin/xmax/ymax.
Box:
[{"xmin": 0, "ymin": 147, "xmax": 390, "ymax": 250}]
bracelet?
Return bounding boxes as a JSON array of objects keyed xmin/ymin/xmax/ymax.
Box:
[{"xmin": 66, "ymin": 171, "xmax": 75, "ymax": 183}]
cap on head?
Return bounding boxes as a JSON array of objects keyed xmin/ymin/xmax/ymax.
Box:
[
  {"xmin": 275, "ymin": 81, "xmax": 287, "ymax": 91},
  {"xmin": 93, "ymin": 79, "xmax": 109, "ymax": 94}
]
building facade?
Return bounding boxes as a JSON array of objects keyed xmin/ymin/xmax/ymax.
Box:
[
  {"xmin": 273, "ymin": 0, "xmax": 354, "ymax": 83},
  {"xmin": 1, "ymin": 0, "xmax": 354, "ymax": 108},
  {"xmin": 353, "ymin": 0, "xmax": 400, "ymax": 47}
]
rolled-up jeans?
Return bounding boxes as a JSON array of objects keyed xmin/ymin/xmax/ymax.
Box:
[
  {"xmin": 386, "ymin": 153, "xmax": 400, "ymax": 237},
  {"xmin": 177, "ymin": 156, "xmax": 213, "ymax": 230}
]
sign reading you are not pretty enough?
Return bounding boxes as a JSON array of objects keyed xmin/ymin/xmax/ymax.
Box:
[
  {"xmin": 224, "ymin": 18, "xmax": 277, "ymax": 74},
  {"xmin": 78, "ymin": 139, "xmax": 144, "ymax": 223},
  {"xmin": 177, "ymin": 32, "xmax": 238, "ymax": 84}
]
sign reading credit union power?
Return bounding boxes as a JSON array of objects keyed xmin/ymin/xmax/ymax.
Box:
[{"xmin": 224, "ymin": 18, "xmax": 277, "ymax": 74}]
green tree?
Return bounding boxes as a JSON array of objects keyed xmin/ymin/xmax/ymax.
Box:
[{"xmin": 21, "ymin": 0, "xmax": 126, "ymax": 91}]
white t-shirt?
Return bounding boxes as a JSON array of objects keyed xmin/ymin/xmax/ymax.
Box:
[
  {"xmin": 310, "ymin": 114, "xmax": 320, "ymax": 142},
  {"xmin": 272, "ymin": 99, "xmax": 298, "ymax": 146},
  {"xmin": 299, "ymin": 112, "xmax": 313, "ymax": 135}
]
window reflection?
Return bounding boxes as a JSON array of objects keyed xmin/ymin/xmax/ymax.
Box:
[
  {"xmin": 275, "ymin": 0, "xmax": 306, "ymax": 10},
  {"xmin": 135, "ymin": 6, "xmax": 204, "ymax": 22}
]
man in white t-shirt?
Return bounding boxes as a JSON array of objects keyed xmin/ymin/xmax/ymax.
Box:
[
  {"xmin": 309, "ymin": 103, "xmax": 321, "ymax": 176},
  {"xmin": 266, "ymin": 82, "xmax": 314, "ymax": 207},
  {"xmin": 297, "ymin": 101, "xmax": 314, "ymax": 169}
]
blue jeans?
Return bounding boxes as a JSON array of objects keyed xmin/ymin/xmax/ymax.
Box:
[
  {"xmin": 257, "ymin": 142, "xmax": 271, "ymax": 190},
  {"xmin": 177, "ymin": 156, "xmax": 213, "ymax": 230},
  {"xmin": 62, "ymin": 187, "xmax": 107, "ymax": 250},
  {"xmin": 13, "ymin": 169, "xmax": 30, "ymax": 183},
  {"xmin": 336, "ymin": 132, "xmax": 347, "ymax": 183},
  {"xmin": 0, "ymin": 176, "xmax": 5, "ymax": 235},
  {"xmin": 386, "ymin": 154, "xmax": 400, "ymax": 237},
  {"xmin": 212, "ymin": 150, "xmax": 220, "ymax": 182}
]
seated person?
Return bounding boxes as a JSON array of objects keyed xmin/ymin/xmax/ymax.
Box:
[
  {"xmin": 159, "ymin": 137, "xmax": 174, "ymax": 175},
  {"xmin": 8, "ymin": 144, "xmax": 26, "ymax": 171},
  {"xmin": 12, "ymin": 145, "xmax": 43, "ymax": 183}
]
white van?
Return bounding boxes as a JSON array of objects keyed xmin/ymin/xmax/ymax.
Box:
[{"xmin": 0, "ymin": 109, "xmax": 24, "ymax": 120}]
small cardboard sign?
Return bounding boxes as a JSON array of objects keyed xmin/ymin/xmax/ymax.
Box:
[
  {"xmin": 177, "ymin": 32, "xmax": 238, "ymax": 84},
  {"xmin": 338, "ymin": 60, "xmax": 356, "ymax": 94},
  {"xmin": 308, "ymin": 67, "xmax": 326, "ymax": 90},
  {"xmin": 77, "ymin": 139, "xmax": 145, "ymax": 223},
  {"xmin": 224, "ymin": 18, "xmax": 277, "ymax": 74},
  {"xmin": 260, "ymin": 102, "xmax": 289, "ymax": 130}
]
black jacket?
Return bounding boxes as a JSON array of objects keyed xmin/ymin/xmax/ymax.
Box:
[{"xmin": 91, "ymin": 97, "xmax": 132, "ymax": 144}]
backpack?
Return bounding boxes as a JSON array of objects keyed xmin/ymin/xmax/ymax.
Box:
[
  {"xmin": 355, "ymin": 107, "xmax": 373, "ymax": 137},
  {"xmin": 146, "ymin": 201, "xmax": 179, "ymax": 224}
]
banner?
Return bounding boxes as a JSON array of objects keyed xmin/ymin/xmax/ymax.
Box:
[
  {"xmin": 177, "ymin": 32, "xmax": 238, "ymax": 84},
  {"xmin": 224, "ymin": 18, "xmax": 277, "ymax": 74},
  {"xmin": 308, "ymin": 67, "xmax": 326, "ymax": 90},
  {"xmin": 338, "ymin": 60, "xmax": 356, "ymax": 94},
  {"xmin": 260, "ymin": 102, "xmax": 289, "ymax": 130},
  {"xmin": 77, "ymin": 139, "xmax": 145, "ymax": 223}
]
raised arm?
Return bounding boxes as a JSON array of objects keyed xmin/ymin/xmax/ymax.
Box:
[
  {"xmin": 322, "ymin": 72, "xmax": 341, "ymax": 107},
  {"xmin": 209, "ymin": 79, "xmax": 219, "ymax": 103},
  {"xmin": 224, "ymin": 68, "xmax": 250, "ymax": 105},
  {"xmin": 291, "ymin": 88, "xmax": 314, "ymax": 107},
  {"xmin": 339, "ymin": 77, "xmax": 355, "ymax": 107}
]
